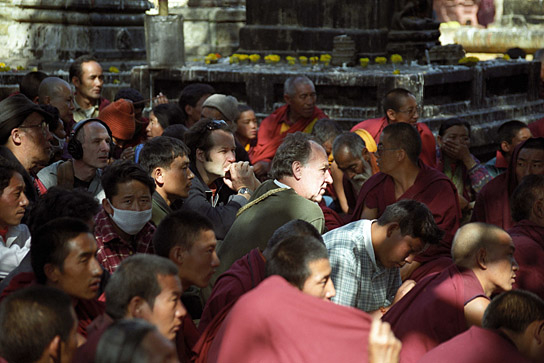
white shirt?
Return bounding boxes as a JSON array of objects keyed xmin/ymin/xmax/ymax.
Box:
[{"xmin": 0, "ymin": 224, "xmax": 31, "ymax": 279}]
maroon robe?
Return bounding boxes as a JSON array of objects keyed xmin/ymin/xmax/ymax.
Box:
[
  {"xmin": 250, "ymin": 105, "xmax": 327, "ymax": 164},
  {"xmin": 351, "ymin": 161, "xmax": 461, "ymax": 279},
  {"xmin": 72, "ymin": 313, "xmax": 114, "ymax": 363},
  {"xmin": 198, "ymin": 248, "xmax": 266, "ymax": 333},
  {"xmin": 351, "ymin": 116, "xmax": 437, "ymax": 168},
  {"xmin": 471, "ymin": 139, "xmax": 542, "ymax": 230},
  {"xmin": 509, "ymin": 220, "xmax": 544, "ymax": 300},
  {"xmin": 382, "ymin": 264, "xmax": 488, "ymax": 363},
  {"xmin": 208, "ymin": 276, "xmax": 373, "ymax": 363},
  {"xmin": 418, "ymin": 326, "xmax": 531, "ymax": 363},
  {"xmin": 528, "ymin": 117, "xmax": 544, "ymax": 138}
]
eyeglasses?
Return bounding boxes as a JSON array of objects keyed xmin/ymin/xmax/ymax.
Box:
[
  {"xmin": 206, "ymin": 120, "xmax": 228, "ymax": 131},
  {"xmin": 19, "ymin": 121, "xmax": 49, "ymax": 134},
  {"xmin": 397, "ymin": 106, "xmax": 422, "ymax": 117},
  {"xmin": 376, "ymin": 144, "xmax": 401, "ymax": 155}
]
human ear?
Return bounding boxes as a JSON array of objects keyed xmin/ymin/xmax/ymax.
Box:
[
  {"xmin": 361, "ymin": 147, "xmax": 370, "ymax": 161},
  {"xmin": 284, "ymin": 94, "xmax": 292, "ymax": 105},
  {"xmin": 386, "ymin": 109, "xmax": 396, "ymax": 122},
  {"xmin": 500, "ymin": 141, "xmax": 511, "ymax": 154},
  {"xmin": 196, "ymin": 148, "xmax": 206, "ymax": 163},
  {"xmin": 153, "ymin": 167, "xmax": 164, "ymax": 186},
  {"xmin": 292, "ymin": 160, "xmax": 303, "ymax": 180},
  {"xmin": 10, "ymin": 128, "xmax": 22, "ymax": 146},
  {"xmin": 47, "ymin": 335, "xmax": 61, "ymax": 362},
  {"xmin": 127, "ymin": 296, "xmax": 149, "ymax": 319},
  {"xmin": 44, "ymin": 263, "xmax": 60, "ymax": 284},
  {"xmin": 102, "ymin": 198, "xmax": 113, "ymax": 216},
  {"xmin": 386, "ymin": 223, "xmax": 400, "ymax": 238},
  {"xmin": 169, "ymin": 245, "xmax": 184, "ymax": 266},
  {"xmin": 476, "ymin": 248, "xmax": 487, "ymax": 269}
]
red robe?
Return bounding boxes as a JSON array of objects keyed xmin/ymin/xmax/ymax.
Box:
[
  {"xmin": 528, "ymin": 117, "xmax": 544, "ymax": 138},
  {"xmin": 198, "ymin": 248, "xmax": 266, "ymax": 333},
  {"xmin": 418, "ymin": 326, "xmax": 531, "ymax": 363},
  {"xmin": 351, "ymin": 161, "xmax": 461, "ymax": 279},
  {"xmin": 382, "ymin": 264, "xmax": 488, "ymax": 363},
  {"xmin": 0, "ymin": 272, "xmax": 105, "ymax": 337},
  {"xmin": 351, "ymin": 116, "xmax": 437, "ymax": 168},
  {"xmin": 176, "ymin": 313, "xmax": 200, "ymax": 362},
  {"xmin": 471, "ymin": 139, "xmax": 538, "ymax": 230},
  {"xmin": 509, "ymin": 220, "xmax": 544, "ymax": 300},
  {"xmin": 207, "ymin": 276, "xmax": 372, "ymax": 363},
  {"xmin": 250, "ymin": 105, "xmax": 327, "ymax": 164}
]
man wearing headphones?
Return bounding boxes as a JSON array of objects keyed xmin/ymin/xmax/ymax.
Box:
[{"xmin": 37, "ymin": 118, "xmax": 112, "ymax": 202}]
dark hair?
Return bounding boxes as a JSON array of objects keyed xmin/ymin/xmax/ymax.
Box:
[
  {"xmin": 31, "ymin": 217, "xmax": 91, "ymax": 284},
  {"xmin": 114, "ymin": 88, "xmax": 144, "ymax": 106},
  {"xmin": 39, "ymin": 104, "xmax": 61, "ymax": 133},
  {"xmin": 483, "ymin": 290, "xmax": 544, "ymax": 333},
  {"xmin": 105, "ymin": 254, "xmax": 178, "ymax": 320},
  {"xmin": 153, "ymin": 210, "xmax": 214, "ymax": 257},
  {"xmin": 270, "ymin": 132, "xmax": 315, "ymax": 180},
  {"xmin": 69, "ymin": 54, "xmax": 98, "ymax": 82},
  {"xmin": 377, "ymin": 200, "xmax": 444, "ymax": 246},
  {"xmin": 0, "ymin": 94, "xmax": 49, "ymax": 145},
  {"xmin": 26, "ymin": 187, "xmax": 100, "ymax": 235},
  {"xmin": 184, "ymin": 118, "xmax": 232, "ymax": 163},
  {"xmin": 506, "ymin": 47, "xmax": 526, "ymax": 60},
  {"xmin": 139, "ymin": 136, "xmax": 190, "ymax": 175},
  {"xmin": 178, "ymin": 83, "xmax": 215, "ymax": 122},
  {"xmin": 382, "ymin": 122, "xmax": 422, "ymax": 164},
  {"xmin": 265, "ymin": 235, "xmax": 328, "ymax": 290},
  {"xmin": 0, "ymin": 162, "xmax": 19, "ymax": 194},
  {"xmin": 19, "ymin": 71, "xmax": 48, "ymax": 101},
  {"xmin": 162, "ymin": 124, "xmax": 188, "ymax": 141},
  {"xmin": 96, "ymin": 319, "xmax": 158, "ymax": 363},
  {"xmin": 382, "ymin": 88, "xmax": 414, "ymax": 115},
  {"xmin": 266, "ymin": 219, "xmax": 323, "ymax": 251},
  {"xmin": 311, "ymin": 119, "xmax": 343, "ymax": 147},
  {"xmin": 153, "ymin": 103, "xmax": 184, "ymax": 129},
  {"xmin": 101, "ymin": 160, "xmax": 155, "ymax": 200},
  {"xmin": 237, "ymin": 104, "xmax": 253, "ymax": 116},
  {"xmin": 0, "ymin": 286, "xmax": 74, "ymax": 363},
  {"xmin": 498, "ymin": 120, "xmax": 529, "ymax": 144},
  {"xmin": 332, "ymin": 132, "xmax": 365, "ymax": 160},
  {"xmin": 438, "ymin": 117, "xmax": 471, "ymax": 137},
  {"xmin": 511, "ymin": 174, "xmax": 544, "ymax": 222},
  {"xmin": 520, "ymin": 137, "xmax": 544, "ymax": 152}
]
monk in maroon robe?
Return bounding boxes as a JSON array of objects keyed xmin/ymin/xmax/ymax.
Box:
[
  {"xmin": 508, "ymin": 174, "xmax": 544, "ymax": 300},
  {"xmin": 351, "ymin": 88, "xmax": 436, "ymax": 168},
  {"xmin": 352, "ymin": 122, "xmax": 460, "ymax": 281},
  {"xmin": 472, "ymin": 137, "xmax": 544, "ymax": 230},
  {"xmin": 250, "ymin": 76, "xmax": 327, "ymax": 178},
  {"xmin": 383, "ymin": 223, "xmax": 518, "ymax": 363},
  {"xmin": 419, "ymin": 290, "xmax": 544, "ymax": 363}
]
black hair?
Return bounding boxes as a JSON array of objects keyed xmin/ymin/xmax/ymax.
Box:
[
  {"xmin": 438, "ymin": 117, "xmax": 471, "ymax": 137},
  {"xmin": 483, "ymin": 290, "xmax": 544, "ymax": 333},
  {"xmin": 377, "ymin": 200, "xmax": 444, "ymax": 246},
  {"xmin": 69, "ymin": 54, "xmax": 98, "ymax": 82},
  {"xmin": 382, "ymin": 122, "xmax": 422, "ymax": 164},
  {"xmin": 19, "ymin": 71, "xmax": 48, "ymax": 101},
  {"xmin": 0, "ymin": 162, "xmax": 19, "ymax": 194},
  {"xmin": 0, "ymin": 286, "xmax": 75, "ymax": 363},
  {"xmin": 511, "ymin": 174, "xmax": 544, "ymax": 222},
  {"xmin": 178, "ymin": 83, "xmax": 215, "ymax": 122},
  {"xmin": 153, "ymin": 210, "xmax": 214, "ymax": 258},
  {"xmin": 382, "ymin": 88, "xmax": 414, "ymax": 115},
  {"xmin": 184, "ymin": 118, "xmax": 232, "ymax": 163},
  {"xmin": 139, "ymin": 136, "xmax": 190, "ymax": 175},
  {"xmin": 161, "ymin": 124, "xmax": 188, "ymax": 141},
  {"xmin": 152, "ymin": 103, "xmax": 184, "ymax": 129},
  {"xmin": 101, "ymin": 160, "xmax": 156, "ymax": 200},
  {"xmin": 31, "ymin": 217, "xmax": 92, "ymax": 284}
]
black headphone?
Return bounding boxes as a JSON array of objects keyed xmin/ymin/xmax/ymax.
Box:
[{"xmin": 67, "ymin": 118, "xmax": 113, "ymax": 160}]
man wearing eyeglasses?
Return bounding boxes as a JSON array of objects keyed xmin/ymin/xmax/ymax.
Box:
[
  {"xmin": 324, "ymin": 200, "xmax": 442, "ymax": 316},
  {"xmin": 184, "ymin": 119, "xmax": 261, "ymax": 240},
  {"xmin": 351, "ymin": 88, "xmax": 436, "ymax": 168}
]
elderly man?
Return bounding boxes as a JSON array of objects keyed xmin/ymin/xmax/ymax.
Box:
[
  {"xmin": 383, "ymin": 222, "xmax": 519, "ymax": 363},
  {"xmin": 183, "ymin": 119, "xmax": 260, "ymax": 240},
  {"xmin": 214, "ymin": 132, "xmax": 333, "ymax": 280},
  {"xmin": 353, "ymin": 122, "xmax": 461, "ymax": 281},
  {"xmin": 351, "ymin": 88, "xmax": 436, "ymax": 167},
  {"xmin": 69, "ymin": 55, "xmax": 109, "ymax": 122},
  {"xmin": 250, "ymin": 76, "xmax": 327, "ymax": 178},
  {"xmin": 38, "ymin": 76, "xmax": 75, "ymax": 131},
  {"xmin": 37, "ymin": 118, "xmax": 112, "ymax": 201}
]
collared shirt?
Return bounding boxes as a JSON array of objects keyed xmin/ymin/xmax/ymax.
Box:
[
  {"xmin": 0, "ymin": 224, "xmax": 31, "ymax": 279},
  {"xmin": 73, "ymin": 97, "xmax": 100, "ymax": 122},
  {"xmin": 93, "ymin": 209, "xmax": 155, "ymax": 274},
  {"xmin": 323, "ymin": 219, "xmax": 401, "ymax": 312}
]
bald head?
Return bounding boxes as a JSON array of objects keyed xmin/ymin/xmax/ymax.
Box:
[
  {"xmin": 452, "ymin": 223, "xmax": 509, "ymax": 268},
  {"xmin": 38, "ymin": 77, "xmax": 74, "ymax": 123}
]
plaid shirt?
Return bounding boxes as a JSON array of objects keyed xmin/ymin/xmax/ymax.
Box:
[
  {"xmin": 323, "ymin": 219, "xmax": 401, "ymax": 312},
  {"xmin": 93, "ymin": 209, "xmax": 155, "ymax": 274}
]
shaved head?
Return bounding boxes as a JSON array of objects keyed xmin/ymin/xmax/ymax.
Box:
[
  {"xmin": 38, "ymin": 77, "xmax": 70, "ymax": 102},
  {"xmin": 452, "ymin": 222, "xmax": 508, "ymax": 268}
]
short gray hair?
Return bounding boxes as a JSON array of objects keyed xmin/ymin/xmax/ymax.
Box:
[
  {"xmin": 332, "ymin": 132, "xmax": 366, "ymax": 160},
  {"xmin": 284, "ymin": 76, "xmax": 314, "ymax": 97}
]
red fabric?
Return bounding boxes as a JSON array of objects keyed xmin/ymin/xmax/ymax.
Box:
[
  {"xmin": 509, "ymin": 220, "xmax": 544, "ymax": 300},
  {"xmin": 320, "ymin": 203, "xmax": 349, "ymax": 231},
  {"xmin": 382, "ymin": 264, "xmax": 488, "ymax": 363},
  {"xmin": 199, "ymin": 248, "xmax": 266, "ymax": 333},
  {"xmin": 250, "ymin": 105, "xmax": 327, "ymax": 164},
  {"xmin": 471, "ymin": 139, "xmax": 534, "ymax": 229},
  {"xmin": 351, "ymin": 161, "xmax": 461, "ymax": 266},
  {"xmin": 528, "ymin": 117, "xmax": 544, "ymax": 138},
  {"xmin": 419, "ymin": 326, "xmax": 531, "ymax": 363},
  {"xmin": 176, "ymin": 313, "xmax": 200, "ymax": 363},
  {"xmin": 93, "ymin": 209, "xmax": 155, "ymax": 274},
  {"xmin": 0, "ymin": 272, "xmax": 105, "ymax": 337},
  {"xmin": 72, "ymin": 313, "xmax": 114, "ymax": 363},
  {"xmin": 351, "ymin": 116, "xmax": 437, "ymax": 168},
  {"xmin": 33, "ymin": 177, "xmax": 47, "ymax": 196},
  {"xmin": 207, "ymin": 276, "xmax": 372, "ymax": 363},
  {"xmin": 495, "ymin": 150, "xmax": 509, "ymax": 169}
]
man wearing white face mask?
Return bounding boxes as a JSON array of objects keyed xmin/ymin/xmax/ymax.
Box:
[{"xmin": 93, "ymin": 160, "xmax": 156, "ymax": 273}]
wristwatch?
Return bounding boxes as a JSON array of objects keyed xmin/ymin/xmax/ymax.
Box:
[{"xmin": 237, "ymin": 187, "xmax": 252, "ymax": 196}]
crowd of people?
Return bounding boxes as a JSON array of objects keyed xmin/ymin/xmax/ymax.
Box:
[{"xmin": 0, "ymin": 53, "xmax": 543, "ymax": 363}]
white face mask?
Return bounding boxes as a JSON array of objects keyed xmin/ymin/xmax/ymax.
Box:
[
  {"xmin": 52, "ymin": 133, "xmax": 66, "ymax": 149},
  {"xmin": 107, "ymin": 200, "xmax": 152, "ymax": 235}
]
